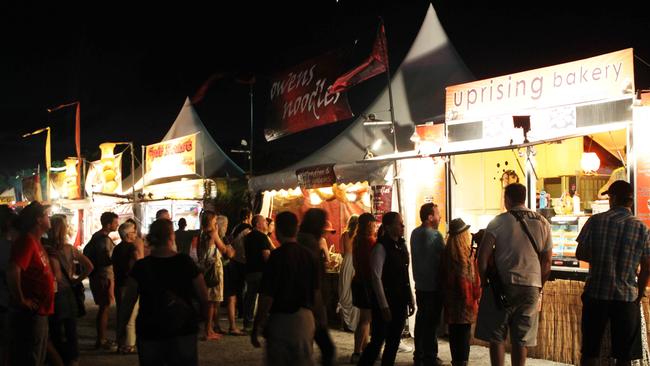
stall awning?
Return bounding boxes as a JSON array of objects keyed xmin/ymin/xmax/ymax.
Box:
[
  {"xmin": 358, "ymin": 121, "xmax": 631, "ymax": 164},
  {"xmin": 249, "ymin": 161, "xmax": 393, "ymax": 192}
]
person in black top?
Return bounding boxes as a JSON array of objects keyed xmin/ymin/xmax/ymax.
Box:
[
  {"xmin": 175, "ymin": 218, "xmax": 195, "ymax": 256},
  {"xmin": 297, "ymin": 208, "xmax": 336, "ymax": 366},
  {"xmin": 230, "ymin": 208, "xmax": 252, "ymax": 318},
  {"xmin": 358, "ymin": 211, "xmax": 416, "ymax": 366},
  {"xmin": 242, "ymin": 214, "xmax": 272, "ymax": 329},
  {"xmin": 251, "ymin": 211, "xmax": 324, "ymax": 366},
  {"xmin": 118, "ymin": 218, "xmax": 208, "ymax": 366}
]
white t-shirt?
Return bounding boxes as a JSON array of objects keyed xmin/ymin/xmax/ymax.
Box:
[{"xmin": 486, "ymin": 205, "xmax": 553, "ymax": 288}]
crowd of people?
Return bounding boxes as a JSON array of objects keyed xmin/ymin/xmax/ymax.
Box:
[{"xmin": 0, "ymin": 180, "xmax": 648, "ymax": 366}]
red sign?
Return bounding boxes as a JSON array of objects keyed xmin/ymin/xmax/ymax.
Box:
[
  {"xmin": 265, "ymin": 52, "xmax": 354, "ymax": 141},
  {"xmin": 372, "ymin": 185, "xmax": 392, "ymax": 222},
  {"xmin": 296, "ymin": 164, "xmax": 337, "ymax": 189}
]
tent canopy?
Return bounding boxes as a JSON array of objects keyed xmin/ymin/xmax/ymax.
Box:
[
  {"xmin": 250, "ymin": 4, "xmax": 473, "ymax": 192},
  {"xmin": 122, "ymin": 97, "xmax": 244, "ymax": 193}
]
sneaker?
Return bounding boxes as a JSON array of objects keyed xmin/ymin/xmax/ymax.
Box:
[
  {"xmin": 435, "ymin": 357, "xmax": 451, "ymax": 366},
  {"xmin": 349, "ymin": 352, "xmax": 361, "ymax": 364},
  {"xmin": 397, "ymin": 342, "xmax": 413, "ymax": 353}
]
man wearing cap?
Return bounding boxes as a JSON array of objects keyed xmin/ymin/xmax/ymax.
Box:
[
  {"xmin": 6, "ymin": 201, "xmax": 54, "ymax": 366},
  {"xmin": 476, "ymin": 183, "xmax": 552, "ymax": 366},
  {"xmin": 411, "ymin": 202, "xmax": 446, "ymax": 366},
  {"xmin": 576, "ymin": 180, "xmax": 650, "ymax": 366}
]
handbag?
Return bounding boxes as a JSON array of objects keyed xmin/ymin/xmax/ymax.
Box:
[
  {"xmin": 204, "ymin": 260, "xmax": 219, "ymax": 288},
  {"xmin": 71, "ymin": 282, "xmax": 86, "ymax": 318},
  {"xmin": 58, "ymin": 252, "xmax": 86, "ymax": 317}
]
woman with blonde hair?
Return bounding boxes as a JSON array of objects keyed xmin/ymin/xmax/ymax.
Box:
[
  {"xmin": 46, "ymin": 215, "xmax": 93, "ymax": 366},
  {"xmin": 337, "ymin": 214, "xmax": 359, "ymax": 333},
  {"xmin": 198, "ymin": 211, "xmax": 234, "ymax": 340},
  {"xmin": 441, "ymin": 218, "xmax": 481, "ymax": 366}
]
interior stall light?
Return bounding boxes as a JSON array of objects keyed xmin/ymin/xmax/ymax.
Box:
[
  {"xmin": 317, "ymin": 187, "xmax": 334, "ymax": 196},
  {"xmin": 309, "ymin": 191, "xmax": 323, "ymax": 205},
  {"xmin": 371, "ymin": 139, "xmax": 383, "ymax": 151},
  {"xmin": 361, "ymin": 191, "xmax": 371, "ymax": 207},
  {"xmin": 580, "ymin": 152, "xmax": 600, "ymax": 174},
  {"xmin": 345, "ymin": 192, "xmax": 357, "ymax": 202}
]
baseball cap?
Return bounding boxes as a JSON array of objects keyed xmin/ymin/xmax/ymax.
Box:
[{"xmin": 602, "ymin": 180, "xmax": 633, "ymax": 198}]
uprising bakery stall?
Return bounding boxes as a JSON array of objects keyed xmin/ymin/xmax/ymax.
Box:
[{"xmin": 366, "ymin": 48, "xmax": 649, "ymax": 364}]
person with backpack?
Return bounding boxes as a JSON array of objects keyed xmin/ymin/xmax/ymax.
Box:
[
  {"xmin": 83, "ymin": 211, "xmax": 119, "ymax": 350},
  {"xmin": 118, "ymin": 218, "xmax": 208, "ymax": 366}
]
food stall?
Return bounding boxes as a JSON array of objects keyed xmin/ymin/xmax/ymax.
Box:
[
  {"xmin": 363, "ymin": 48, "xmax": 647, "ymax": 364},
  {"xmin": 442, "ymin": 48, "xmax": 645, "ymax": 364}
]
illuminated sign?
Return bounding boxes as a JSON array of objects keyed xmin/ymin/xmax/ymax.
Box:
[
  {"xmin": 145, "ymin": 134, "xmax": 197, "ymax": 182},
  {"xmin": 445, "ymin": 49, "xmax": 634, "ymax": 123}
]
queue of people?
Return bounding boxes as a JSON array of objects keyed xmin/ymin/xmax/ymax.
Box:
[{"xmin": 0, "ymin": 179, "xmax": 648, "ymax": 366}]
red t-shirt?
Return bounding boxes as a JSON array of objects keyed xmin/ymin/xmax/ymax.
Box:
[{"xmin": 11, "ymin": 233, "xmax": 55, "ymax": 315}]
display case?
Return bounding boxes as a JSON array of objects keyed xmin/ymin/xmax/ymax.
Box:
[{"xmin": 550, "ymin": 215, "xmax": 589, "ymax": 278}]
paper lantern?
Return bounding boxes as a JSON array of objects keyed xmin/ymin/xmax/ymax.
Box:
[{"xmin": 580, "ymin": 152, "xmax": 600, "ymax": 174}]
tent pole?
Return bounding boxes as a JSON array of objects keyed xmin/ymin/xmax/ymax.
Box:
[
  {"xmin": 249, "ymin": 83, "xmax": 254, "ymax": 177},
  {"xmin": 130, "ymin": 142, "xmax": 136, "ymax": 204},
  {"xmin": 380, "ymin": 17, "xmax": 402, "ymax": 215}
]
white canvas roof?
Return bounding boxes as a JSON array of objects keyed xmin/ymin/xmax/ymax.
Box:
[
  {"xmin": 122, "ymin": 97, "xmax": 244, "ymax": 193},
  {"xmin": 250, "ymin": 4, "xmax": 473, "ymax": 192}
]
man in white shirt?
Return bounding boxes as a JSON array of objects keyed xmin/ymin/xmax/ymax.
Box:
[{"xmin": 476, "ymin": 183, "xmax": 552, "ymax": 366}]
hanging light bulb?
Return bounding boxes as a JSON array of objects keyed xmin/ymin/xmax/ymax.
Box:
[{"xmin": 581, "ymin": 152, "xmax": 600, "ymax": 174}]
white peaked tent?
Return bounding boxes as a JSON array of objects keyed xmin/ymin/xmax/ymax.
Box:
[
  {"xmin": 121, "ymin": 97, "xmax": 244, "ymax": 193},
  {"xmin": 161, "ymin": 97, "xmax": 245, "ymax": 179},
  {"xmin": 250, "ymin": 4, "xmax": 473, "ymax": 192}
]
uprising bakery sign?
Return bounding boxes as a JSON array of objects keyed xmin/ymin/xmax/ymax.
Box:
[{"xmin": 445, "ymin": 48, "xmax": 635, "ymax": 123}]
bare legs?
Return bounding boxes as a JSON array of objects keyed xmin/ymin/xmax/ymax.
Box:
[
  {"xmin": 489, "ymin": 342, "xmax": 528, "ymax": 366},
  {"xmin": 205, "ymin": 302, "xmax": 222, "ymax": 340},
  {"xmin": 354, "ymin": 309, "xmax": 371, "ymax": 354},
  {"xmin": 96, "ymin": 304, "xmax": 110, "ymax": 345},
  {"xmin": 227, "ymin": 295, "xmax": 243, "ymax": 333}
]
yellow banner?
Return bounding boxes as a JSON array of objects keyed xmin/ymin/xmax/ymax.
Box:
[
  {"xmin": 445, "ymin": 48, "xmax": 634, "ymax": 122},
  {"xmin": 145, "ymin": 134, "xmax": 197, "ymax": 181}
]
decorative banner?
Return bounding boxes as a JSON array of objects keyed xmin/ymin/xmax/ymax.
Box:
[
  {"xmin": 85, "ymin": 153, "xmax": 123, "ymax": 195},
  {"xmin": 265, "ymin": 52, "xmax": 354, "ymax": 141},
  {"xmin": 145, "ymin": 134, "xmax": 197, "ymax": 182},
  {"xmin": 372, "ymin": 185, "xmax": 392, "ymax": 222},
  {"xmin": 296, "ymin": 164, "xmax": 337, "ymax": 189},
  {"xmin": 445, "ymin": 48, "xmax": 634, "ymax": 123},
  {"xmin": 22, "ymin": 174, "xmax": 42, "ymax": 202}
]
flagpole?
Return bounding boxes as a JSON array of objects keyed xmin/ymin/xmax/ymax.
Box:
[
  {"xmin": 249, "ymin": 83, "xmax": 254, "ymax": 177},
  {"xmin": 379, "ymin": 18, "xmax": 402, "ymax": 214}
]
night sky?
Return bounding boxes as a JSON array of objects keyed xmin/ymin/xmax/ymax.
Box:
[{"xmin": 1, "ymin": 2, "xmax": 649, "ymax": 187}]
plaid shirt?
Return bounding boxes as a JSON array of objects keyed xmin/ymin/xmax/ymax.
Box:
[{"xmin": 577, "ymin": 207, "xmax": 650, "ymax": 301}]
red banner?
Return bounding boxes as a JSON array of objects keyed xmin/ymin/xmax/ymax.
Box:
[
  {"xmin": 265, "ymin": 53, "xmax": 354, "ymax": 141},
  {"xmin": 296, "ymin": 164, "xmax": 337, "ymax": 189},
  {"xmin": 372, "ymin": 185, "xmax": 392, "ymax": 222}
]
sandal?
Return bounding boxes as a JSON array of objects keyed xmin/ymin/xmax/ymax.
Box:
[
  {"xmin": 118, "ymin": 345, "xmax": 137, "ymax": 355},
  {"xmin": 228, "ymin": 328, "xmax": 246, "ymax": 336},
  {"xmin": 203, "ymin": 333, "xmax": 222, "ymax": 341},
  {"xmin": 95, "ymin": 339, "xmax": 117, "ymax": 351}
]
